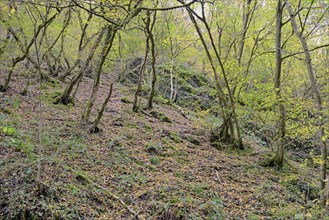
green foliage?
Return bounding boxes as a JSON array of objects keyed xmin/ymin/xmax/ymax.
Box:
[
  {"xmin": 144, "ymin": 142, "xmax": 163, "ymax": 154},
  {"xmin": 198, "ymin": 197, "xmax": 224, "ymax": 220},
  {"xmin": 168, "ymin": 131, "xmax": 182, "ymax": 143},
  {"xmin": 149, "ymin": 156, "xmax": 159, "ymax": 165},
  {"xmin": 120, "ymin": 96, "xmax": 130, "ymax": 103},
  {"xmin": 0, "ymin": 126, "xmax": 17, "ymax": 136},
  {"xmin": 150, "ymin": 111, "xmax": 172, "ymax": 123}
]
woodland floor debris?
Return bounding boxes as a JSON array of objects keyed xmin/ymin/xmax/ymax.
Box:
[{"xmin": 0, "ymin": 74, "xmax": 323, "ymax": 219}]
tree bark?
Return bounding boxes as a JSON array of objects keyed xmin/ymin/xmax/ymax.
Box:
[
  {"xmin": 90, "ymin": 82, "xmax": 113, "ymax": 133},
  {"xmin": 0, "ymin": 12, "xmax": 58, "ymax": 92},
  {"xmin": 133, "ymin": 16, "xmax": 151, "ymax": 113},
  {"xmin": 55, "ymin": 27, "xmax": 106, "ymax": 105},
  {"xmin": 286, "ymin": 0, "xmax": 327, "ymax": 207},
  {"xmin": 274, "ymin": 0, "xmax": 286, "ymax": 170},
  {"xmin": 146, "ymin": 11, "xmax": 157, "ymax": 110},
  {"xmin": 184, "ymin": 2, "xmax": 243, "ymax": 148},
  {"xmin": 81, "ymin": 26, "xmax": 117, "ymax": 123}
]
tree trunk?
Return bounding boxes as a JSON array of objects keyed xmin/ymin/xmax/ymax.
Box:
[
  {"xmin": 286, "ymin": 0, "xmax": 327, "ymax": 207},
  {"xmin": 81, "ymin": 26, "xmax": 117, "ymax": 123},
  {"xmin": 55, "ymin": 27, "xmax": 106, "ymax": 105},
  {"xmin": 0, "ymin": 12, "xmax": 58, "ymax": 92},
  {"xmin": 169, "ymin": 59, "xmax": 175, "ymax": 102},
  {"xmin": 146, "ymin": 11, "xmax": 157, "ymax": 110},
  {"xmin": 184, "ymin": 4, "xmax": 243, "ymax": 149},
  {"xmin": 90, "ymin": 82, "xmax": 113, "ymax": 133},
  {"xmin": 59, "ymin": 12, "xmax": 93, "ymax": 81},
  {"xmin": 133, "ymin": 15, "xmax": 151, "ymax": 113},
  {"xmin": 274, "ymin": 0, "xmax": 286, "ymax": 170}
]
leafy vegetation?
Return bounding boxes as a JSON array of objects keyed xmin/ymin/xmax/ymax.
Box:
[{"xmin": 0, "ymin": 0, "xmax": 328, "ymax": 219}]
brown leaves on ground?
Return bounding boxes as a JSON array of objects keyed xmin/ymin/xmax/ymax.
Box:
[{"xmin": 0, "ymin": 74, "xmax": 317, "ymax": 219}]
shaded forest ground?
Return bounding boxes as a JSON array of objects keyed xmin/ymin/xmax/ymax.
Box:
[{"xmin": 0, "ymin": 73, "xmax": 323, "ymax": 219}]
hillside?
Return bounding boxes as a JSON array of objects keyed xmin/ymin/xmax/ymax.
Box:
[{"xmin": 0, "ymin": 74, "xmax": 322, "ymax": 219}]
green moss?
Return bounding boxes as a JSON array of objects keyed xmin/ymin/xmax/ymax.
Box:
[
  {"xmin": 121, "ymin": 97, "xmax": 130, "ymax": 103},
  {"xmin": 150, "ymin": 156, "xmax": 159, "ymax": 165},
  {"xmin": 42, "ymin": 91, "xmax": 62, "ymax": 104},
  {"xmin": 150, "ymin": 111, "xmax": 172, "ymax": 123}
]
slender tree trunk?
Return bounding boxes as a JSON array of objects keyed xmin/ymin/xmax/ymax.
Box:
[
  {"xmin": 55, "ymin": 27, "xmax": 106, "ymax": 105},
  {"xmin": 90, "ymin": 82, "xmax": 113, "ymax": 133},
  {"xmin": 173, "ymin": 72, "xmax": 178, "ymax": 102},
  {"xmin": 274, "ymin": 0, "xmax": 286, "ymax": 170},
  {"xmin": 116, "ymin": 33, "xmax": 125, "ymax": 82},
  {"xmin": 238, "ymin": 0, "xmax": 252, "ymax": 65},
  {"xmin": 59, "ymin": 12, "xmax": 93, "ymax": 81},
  {"xmin": 169, "ymin": 58, "xmax": 175, "ymax": 102},
  {"xmin": 146, "ymin": 11, "xmax": 157, "ymax": 110},
  {"xmin": 232, "ymin": 0, "xmax": 254, "ymax": 97},
  {"xmin": 286, "ymin": 0, "xmax": 327, "ymax": 207},
  {"xmin": 133, "ymin": 18, "xmax": 151, "ymax": 112},
  {"xmin": 185, "ymin": 4, "xmax": 243, "ymax": 148},
  {"xmin": 0, "ymin": 12, "xmax": 58, "ymax": 92},
  {"xmin": 81, "ymin": 26, "xmax": 117, "ymax": 123}
]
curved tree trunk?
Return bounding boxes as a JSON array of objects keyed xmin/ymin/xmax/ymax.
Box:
[
  {"xmin": 90, "ymin": 83, "xmax": 113, "ymax": 133},
  {"xmin": 81, "ymin": 26, "xmax": 117, "ymax": 124},
  {"xmin": 146, "ymin": 11, "xmax": 157, "ymax": 110},
  {"xmin": 185, "ymin": 4, "xmax": 243, "ymax": 149},
  {"xmin": 0, "ymin": 12, "xmax": 58, "ymax": 92},
  {"xmin": 55, "ymin": 27, "xmax": 106, "ymax": 105}
]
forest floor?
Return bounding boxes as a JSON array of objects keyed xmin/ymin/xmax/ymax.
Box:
[{"xmin": 0, "ymin": 73, "xmax": 323, "ymax": 219}]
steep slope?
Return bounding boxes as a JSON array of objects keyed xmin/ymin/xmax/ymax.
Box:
[{"xmin": 0, "ymin": 74, "xmax": 320, "ymax": 219}]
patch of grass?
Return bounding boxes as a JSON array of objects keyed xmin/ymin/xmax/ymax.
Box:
[
  {"xmin": 0, "ymin": 126, "xmax": 17, "ymax": 136},
  {"xmin": 190, "ymin": 183, "xmax": 210, "ymax": 198},
  {"xmin": 169, "ymin": 131, "xmax": 182, "ymax": 143},
  {"xmin": 150, "ymin": 156, "xmax": 159, "ymax": 165},
  {"xmin": 198, "ymin": 197, "xmax": 224, "ymax": 220},
  {"xmin": 117, "ymin": 173, "xmax": 147, "ymax": 188},
  {"xmin": 162, "ymin": 138, "xmax": 177, "ymax": 151},
  {"xmin": 67, "ymin": 184, "xmax": 80, "ymax": 195},
  {"xmin": 12, "ymin": 97, "xmax": 20, "ymax": 109},
  {"xmin": 144, "ymin": 124, "xmax": 152, "ymax": 132},
  {"xmin": 173, "ymin": 151, "xmax": 189, "ymax": 164},
  {"xmin": 154, "ymin": 95, "xmax": 170, "ymax": 105},
  {"xmin": 107, "ymin": 135, "xmax": 126, "ymax": 149},
  {"xmin": 41, "ymin": 78, "xmax": 61, "ymax": 89},
  {"xmin": 144, "ymin": 142, "xmax": 163, "ymax": 155},
  {"xmin": 120, "ymin": 96, "xmax": 130, "ymax": 103},
  {"xmin": 41, "ymin": 91, "xmax": 62, "ymax": 104},
  {"xmin": 150, "ymin": 111, "xmax": 172, "ymax": 123},
  {"xmin": 125, "ymin": 122, "xmax": 138, "ymax": 129},
  {"xmin": 1, "ymin": 124, "xmax": 35, "ymax": 159}
]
